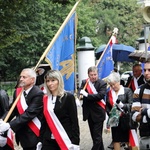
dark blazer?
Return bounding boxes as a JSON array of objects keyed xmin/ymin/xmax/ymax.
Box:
[
  {"xmin": 40, "ymin": 92, "xmax": 80, "ymax": 145},
  {"xmin": 125, "ymin": 74, "xmax": 145, "ymax": 92},
  {"xmin": 79, "ymin": 79, "xmax": 107, "ymax": 122},
  {"xmin": 106, "ymin": 87, "xmax": 133, "ymax": 116},
  {"xmin": 9, "ymin": 86, "xmax": 44, "ymax": 148},
  {"xmin": 0, "ymin": 89, "xmax": 9, "ymax": 118}
]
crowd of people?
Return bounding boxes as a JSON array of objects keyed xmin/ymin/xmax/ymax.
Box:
[{"xmin": 0, "ymin": 61, "xmax": 150, "ymax": 150}]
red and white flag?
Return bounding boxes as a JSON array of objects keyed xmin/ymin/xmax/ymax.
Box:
[
  {"xmin": 129, "ymin": 129, "xmax": 139, "ymax": 147},
  {"xmin": 7, "ymin": 129, "xmax": 14, "ymax": 150}
]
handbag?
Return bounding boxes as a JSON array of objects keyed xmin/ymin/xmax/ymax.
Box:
[
  {"xmin": 119, "ymin": 106, "xmax": 138, "ymax": 130},
  {"xmin": 119, "ymin": 112, "xmax": 130, "ymax": 131},
  {"xmin": 107, "ymin": 105, "xmax": 121, "ymax": 128}
]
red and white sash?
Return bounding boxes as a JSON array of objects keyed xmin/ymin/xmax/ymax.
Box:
[
  {"xmin": 86, "ymin": 79, "xmax": 106, "ymax": 109},
  {"xmin": 129, "ymin": 77, "xmax": 138, "ymax": 91},
  {"xmin": 129, "ymin": 129, "xmax": 139, "ymax": 147},
  {"xmin": 43, "ymin": 95, "xmax": 76, "ymax": 150},
  {"xmin": 7, "ymin": 129, "xmax": 14, "ymax": 150},
  {"xmin": 16, "ymin": 88, "xmax": 41, "ymax": 137},
  {"xmin": 108, "ymin": 90, "xmax": 114, "ymax": 107}
]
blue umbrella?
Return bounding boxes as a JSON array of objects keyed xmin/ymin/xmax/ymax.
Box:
[{"xmin": 95, "ymin": 44, "xmax": 135, "ymax": 62}]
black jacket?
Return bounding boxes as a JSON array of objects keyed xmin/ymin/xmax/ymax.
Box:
[
  {"xmin": 40, "ymin": 92, "xmax": 80, "ymax": 146},
  {"xmin": 79, "ymin": 79, "xmax": 107, "ymax": 122},
  {"xmin": 125, "ymin": 74, "xmax": 145, "ymax": 92},
  {"xmin": 0, "ymin": 89, "xmax": 9, "ymax": 118},
  {"xmin": 9, "ymin": 86, "xmax": 44, "ymax": 148},
  {"xmin": 106, "ymin": 87, "xmax": 133, "ymax": 116}
]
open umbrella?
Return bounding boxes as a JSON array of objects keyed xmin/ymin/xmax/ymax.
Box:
[
  {"xmin": 95, "ymin": 44, "xmax": 135, "ymax": 62},
  {"xmin": 128, "ymin": 50, "xmax": 150, "ymax": 62}
]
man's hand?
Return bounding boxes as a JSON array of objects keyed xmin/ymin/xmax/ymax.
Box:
[
  {"xmin": 0, "ymin": 121, "xmax": 10, "ymax": 133},
  {"xmin": 80, "ymin": 90, "xmax": 88, "ymax": 97}
]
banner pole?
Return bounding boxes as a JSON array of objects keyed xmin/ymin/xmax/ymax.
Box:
[{"xmin": 34, "ymin": 0, "xmax": 81, "ymax": 70}]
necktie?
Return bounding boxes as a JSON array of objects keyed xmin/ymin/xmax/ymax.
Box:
[{"xmin": 23, "ymin": 91, "xmax": 27, "ymax": 100}]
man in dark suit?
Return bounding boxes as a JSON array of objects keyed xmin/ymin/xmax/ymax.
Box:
[
  {"xmin": 125, "ymin": 64, "xmax": 145, "ymax": 92},
  {"xmin": 79, "ymin": 66, "xmax": 107, "ymax": 150},
  {"xmin": 0, "ymin": 68, "xmax": 44, "ymax": 150}
]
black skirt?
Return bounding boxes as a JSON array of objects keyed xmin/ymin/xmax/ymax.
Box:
[{"xmin": 111, "ymin": 124, "xmax": 129, "ymax": 142}]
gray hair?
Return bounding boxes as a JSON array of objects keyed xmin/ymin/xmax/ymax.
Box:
[
  {"xmin": 88, "ymin": 66, "xmax": 98, "ymax": 74},
  {"xmin": 107, "ymin": 72, "xmax": 120, "ymax": 83},
  {"xmin": 44, "ymin": 70, "xmax": 65, "ymax": 96},
  {"xmin": 22, "ymin": 68, "xmax": 37, "ymax": 84}
]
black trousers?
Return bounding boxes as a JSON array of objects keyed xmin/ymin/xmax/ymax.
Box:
[{"xmin": 88, "ymin": 115, "xmax": 104, "ymax": 150}]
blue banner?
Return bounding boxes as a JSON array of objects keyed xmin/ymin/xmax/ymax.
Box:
[
  {"xmin": 97, "ymin": 39, "xmax": 114, "ymax": 79},
  {"xmin": 45, "ymin": 13, "xmax": 76, "ymax": 92}
]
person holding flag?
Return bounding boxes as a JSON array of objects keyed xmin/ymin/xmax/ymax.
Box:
[
  {"xmin": 0, "ymin": 68, "xmax": 44, "ymax": 150},
  {"xmin": 79, "ymin": 66, "xmax": 107, "ymax": 150}
]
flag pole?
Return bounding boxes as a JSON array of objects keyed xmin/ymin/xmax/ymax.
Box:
[
  {"xmin": 4, "ymin": 0, "xmax": 81, "ymax": 123},
  {"xmin": 79, "ymin": 28, "xmax": 118, "ymax": 100},
  {"xmin": 34, "ymin": 0, "xmax": 81, "ymax": 70},
  {"xmin": 96, "ymin": 27, "xmax": 118, "ymax": 67}
]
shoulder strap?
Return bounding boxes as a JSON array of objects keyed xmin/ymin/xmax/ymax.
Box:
[{"xmin": 139, "ymin": 83, "xmax": 148, "ymax": 102}]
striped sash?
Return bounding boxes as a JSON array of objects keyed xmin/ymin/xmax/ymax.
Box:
[
  {"xmin": 16, "ymin": 88, "xmax": 41, "ymax": 137},
  {"xmin": 108, "ymin": 90, "xmax": 115, "ymax": 107},
  {"xmin": 43, "ymin": 95, "xmax": 74, "ymax": 150},
  {"xmin": 86, "ymin": 79, "xmax": 106, "ymax": 109},
  {"xmin": 7, "ymin": 129, "xmax": 14, "ymax": 150}
]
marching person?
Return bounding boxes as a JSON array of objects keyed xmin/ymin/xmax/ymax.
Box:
[
  {"xmin": 125, "ymin": 64, "xmax": 145, "ymax": 92},
  {"xmin": 79, "ymin": 66, "xmax": 107, "ymax": 150},
  {"xmin": 0, "ymin": 68, "xmax": 44, "ymax": 150},
  {"xmin": 131, "ymin": 60, "xmax": 150, "ymax": 150},
  {"xmin": 36, "ymin": 70, "xmax": 80, "ymax": 150},
  {"xmin": 106, "ymin": 72, "xmax": 133, "ymax": 150}
]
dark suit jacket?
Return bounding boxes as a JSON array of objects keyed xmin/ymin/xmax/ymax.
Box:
[
  {"xmin": 79, "ymin": 79, "xmax": 107, "ymax": 122},
  {"xmin": 106, "ymin": 87, "xmax": 133, "ymax": 116},
  {"xmin": 9, "ymin": 86, "xmax": 44, "ymax": 148},
  {"xmin": 0, "ymin": 89, "xmax": 9, "ymax": 118},
  {"xmin": 125, "ymin": 74, "xmax": 145, "ymax": 92},
  {"xmin": 40, "ymin": 92, "xmax": 80, "ymax": 145}
]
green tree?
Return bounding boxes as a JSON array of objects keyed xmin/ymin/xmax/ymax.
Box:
[
  {"xmin": 0, "ymin": 0, "xmax": 145, "ymax": 80},
  {"xmin": 93, "ymin": 0, "xmax": 144, "ymax": 46}
]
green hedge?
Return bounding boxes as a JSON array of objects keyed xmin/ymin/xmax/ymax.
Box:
[{"xmin": 0, "ymin": 82, "xmax": 16, "ymax": 96}]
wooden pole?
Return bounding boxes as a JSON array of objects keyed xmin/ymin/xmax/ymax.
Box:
[
  {"xmin": 79, "ymin": 28, "xmax": 118, "ymax": 99},
  {"xmin": 34, "ymin": 0, "xmax": 81, "ymax": 70},
  {"xmin": 96, "ymin": 28, "xmax": 118, "ymax": 67}
]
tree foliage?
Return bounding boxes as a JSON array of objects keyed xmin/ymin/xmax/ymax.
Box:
[{"xmin": 0, "ymin": 0, "xmax": 144, "ymax": 80}]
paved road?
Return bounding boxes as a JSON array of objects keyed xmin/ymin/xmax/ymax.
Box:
[{"xmin": 77, "ymin": 106, "xmax": 112, "ymax": 150}]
